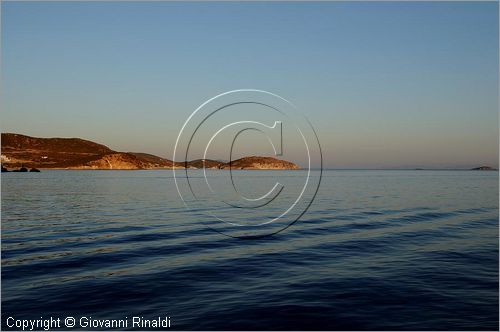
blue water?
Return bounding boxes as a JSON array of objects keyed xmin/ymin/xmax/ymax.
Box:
[{"xmin": 2, "ymin": 170, "xmax": 498, "ymax": 330}]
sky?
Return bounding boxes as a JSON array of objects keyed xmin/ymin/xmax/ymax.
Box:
[{"xmin": 1, "ymin": 2, "xmax": 498, "ymax": 169}]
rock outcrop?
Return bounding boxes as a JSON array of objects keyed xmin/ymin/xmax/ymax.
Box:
[
  {"xmin": 471, "ymin": 166, "xmax": 497, "ymax": 171},
  {"xmin": 222, "ymin": 156, "xmax": 301, "ymax": 170}
]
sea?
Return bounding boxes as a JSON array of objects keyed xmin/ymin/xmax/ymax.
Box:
[{"xmin": 1, "ymin": 170, "xmax": 498, "ymax": 330}]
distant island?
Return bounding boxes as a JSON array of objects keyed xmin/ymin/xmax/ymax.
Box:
[
  {"xmin": 0, "ymin": 133, "xmax": 300, "ymax": 170},
  {"xmin": 471, "ymin": 166, "xmax": 497, "ymax": 171}
]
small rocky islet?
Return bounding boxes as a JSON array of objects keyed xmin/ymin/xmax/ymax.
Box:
[{"xmin": 471, "ymin": 166, "xmax": 497, "ymax": 171}]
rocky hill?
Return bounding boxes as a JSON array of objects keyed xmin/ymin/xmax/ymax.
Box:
[
  {"xmin": 1, "ymin": 133, "xmax": 300, "ymax": 170},
  {"xmin": 128, "ymin": 152, "xmax": 173, "ymax": 168},
  {"xmin": 1, "ymin": 133, "xmax": 163, "ymax": 169},
  {"xmin": 223, "ymin": 156, "xmax": 301, "ymax": 170},
  {"xmin": 183, "ymin": 159, "xmax": 225, "ymax": 169}
]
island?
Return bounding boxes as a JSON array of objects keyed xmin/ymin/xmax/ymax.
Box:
[
  {"xmin": 471, "ymin": 166, "xmax": 497, "ymax": 171},
  {"xmin": 1, "ymin": 133, "xmax": 300, "ymax": 170}
]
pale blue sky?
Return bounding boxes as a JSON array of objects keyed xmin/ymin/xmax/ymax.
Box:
[{"xmin": 1, "ymin": 2, "xmax": 498, "ymax": 168}]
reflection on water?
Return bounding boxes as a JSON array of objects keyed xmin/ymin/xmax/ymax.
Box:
[{"xmin": 2, "ymin": 170, "xmax": 498, "ymax": 330}]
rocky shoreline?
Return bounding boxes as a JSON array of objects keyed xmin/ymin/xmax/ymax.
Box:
[
  {"xmin": 2, "ymin": 166, "xmax": 40, "ymax": 172},
  {"xmin": 1, "ymin": 133, "xmax": 301, "ymax": 170}
]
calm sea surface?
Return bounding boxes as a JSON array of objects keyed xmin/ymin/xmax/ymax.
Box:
[{"xmin": 2, "ymin": 170, "xmax": 498, "ymax": 330}]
